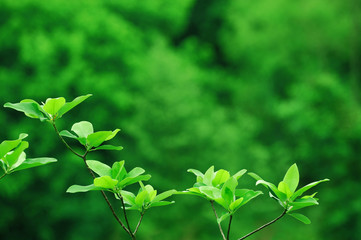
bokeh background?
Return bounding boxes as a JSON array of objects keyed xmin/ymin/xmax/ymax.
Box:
[{"xmin": 0, "ymin": 0, "xmax": 360, "ymax": 239}]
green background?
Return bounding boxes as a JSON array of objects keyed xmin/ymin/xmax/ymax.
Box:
[{"xmin": 0, "ymin": 0, "xmax": 360, "ymax": 239}]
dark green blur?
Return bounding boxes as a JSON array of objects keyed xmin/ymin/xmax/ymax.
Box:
[{"xmin": 0, "ymin": 0, "xmax": 360, "ymax": 239}]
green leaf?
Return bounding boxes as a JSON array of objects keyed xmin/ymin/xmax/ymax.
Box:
[
  {"xmin": 120, "ymin": 190, "xmax": 136, "ymax": 205},
  {"xmin": 72, "ymin": 121, "xmax": 94, "ymax": 145},
  {"xmin": 221, "ymin": 177, "xmax": 237, "ymax": 206},
  {"xmin": 86, "ymin": 160, "xmax": 111, "ymax": 177},
  {"xmin": 4, "ymin": 102, "xmax": 47, "ymax": 120},
  {"xmin": 291, "ymin": 179, "xmax": 330, "ymax": 201},
  {"xmin": 86, "ymin": 131, "xmax": 113, "ymax": 148},
  {"xmin": 94, "ymin": 176, "xmax": 118, "ymax": 189},
  {"xmin": 203, "ymin": 166, "xmax": 215, "ymax": 186},
  {"xmin": 283, "ymin": 164, "xmax": 299, "ymax": 194},
  {"xmin": 233, "ymin": 169, "xmax": 247, "ymax": 180},
  {"xmin": 42, "ymin": 97, "xmax": 66, "ymax": 116},
  {"xmin": 187, "ymin": 169, "xmax": 204, "ymax": 178},
  {"xmin": 235, "ymin": 189, "xmax": 263, "ymax": 207},
  {"xmin": 152, "ymin": 190, "xmax": 177, "ymax": 203},
  {"xmin": 67, "ymin": 184, "xmax": 103, "ymax": 193},
  {"xmin": 149, "ymin": 201, "xmax": 175, "ymax": 208},
  {"xmin": 278, "ymin": 181, "xmax": 293, "ymax": 199},
  {"xmin": 5, "ymin": 141, "xmax": 29, "ymax": 168},
  {"xmin": 0, "ymin": 133, "xmax": 27, "ymax": 159},
  {"xmin": 288, "ymin": 198, "xmax": 319, "ymax": 212},
  {"xmin": 135, "ymin": 190, "xmax": 148, "ymax": 207},
  {"xmin": 10, "ymin": 157, "xmax": 57, "ymax": 172},
  {"xmin": 217, "ymin": 212, "xmax": 231, "ymax": 224},
  {"xmin": 229, "ymin": 197, "xmax": 244, "ymax": 211},
  {"xmin": 59, "ymin": 130, "xmax": 78, "ymax": 139},
  {"xmin": 248, "ymin": 172, "xmax": 263, "ymax": 181},
  {"xmin": 111, "ymin": 161, "xmax": 127, "ymax": 181},
  {"xmin": 212, "ymin": 169, "xmax": 230, "ymax": 186},
  {"xmin": 288, "ymin": 213, "xmax": 311, "ymax": 224},
  {"xmin": 256, "ymin": 180, "xmax": 287, "ymax": 203},
  {"xmin": 199, "ymin": 186, "xmax": 221, "ymax": 200},
  {"xmin": 57, "ymin": 94, "xmax": 92, "ymax": 117},
  {"xmin": 91, "ymin": 145, "xmax": 123, "ymax": 151},
  {"xmin": 127, "ymin": 167, "xmax": 146, "ymax": 178},
  {"xmin": 118, "ymin": 174, "xmax": 151, "ymax": 188},
  {"xmin": 105, "ymin": 129, "xmax": 120, "ymax": 141}
]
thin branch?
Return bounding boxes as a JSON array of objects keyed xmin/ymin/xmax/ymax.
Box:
[
  {"xmin": 227, "ymin": 215, "xmax": 233, "ymax": 240},
  {"xmin": 210, "ymin": 201, "xmax": 227, "ymax": 240},
  {"xmin": 133, "ymin": 212, "xmax": 145, "ymax": 235},
  {"xmin": 238, "ymin": 209, "xmax": 287, "ymax": 240},
  {"xmin": 118, "ymin": 193, "xmax": 133, "ymax": 237},
  {"xmin": 51, "ymin": 122, "xmax": 83, "ymax": 158},
  {"xmin": 0, "ymin": 173, "xmax": 6, "ymax": 181},
  {"xmin": 51, "ymin": 122, "xmax": 134, "ymax": 237}
]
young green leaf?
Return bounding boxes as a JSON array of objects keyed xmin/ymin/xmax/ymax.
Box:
[
  {"xmin": 67, "ymin": 184, "xmax": 104, "ymax": 193},
  {"xmin": 283, "ymin": 164, "xmax": 299, "ymax": 194},
  {"xmin": 5, "ymin": 141, "xmax": 29, "ymax": 168},
  {"xmin": 288, "ymin": 213, "xmax": 311, "ymax": 224},
  {"xmin": 42, "ymin": 97, "xmax": 66, "ymax": 117},
  {"xmin": 278, "ymin": 181, "xmax": 293, "ymax": 199},
  {"xmin": 203, "ymin": 166, "xmax": 215, "ymax": 186},
  {"xmin": 212, "ymin": 169, "xmax": 230, "ymax": 186},
  {"xmin": 233, "ymin": 169, "xmax": 247, "ymax": 180},
  {"xmin": 94, "ymin": 176, "xmax": 118, "ymax": 189},
  {"xmin": 10, "ymin": 157, "xmax": 57, "ymax": 172},
  {"xmin": 291, "ymin": 179, "xmax": 330, "ymax": 201},
  {"xmin": 71, "ymin": 121, "xmax": 94, "ymax": 140},
  {"xmin": 111, "ymin": 161, "xmax": 127, "ymax": 181},
  {"xmin": 217, "ymin": 212, "xmax": 231, "ymax": 224},
  {"xmin": 0, "ymin": 133, "xmax": 27, "ymax": 159},
  {"xmin": 57, "ymin": 94, "xmax": 92, "ymax": 117},
  {"xmin": 91, "ymin": 145, "xmax": 123, "ymax": 151},
  {"xmin": 86, "ymin": 131, "xmax": 114, "ymax": 148},
  {"xmin": 86, "ymin": 160, "xmax": 111, "ymax": 177},
  {"xmin": 4, "ymin": 102, "xmax": 47, "ymax": 121},
  {"xmin": 221, "ymin": 177, "xmax": 237, "ymax": 206},
  {"xmin": 288, "ymin": 198, "xmax": 319, "ymax": 212},
  {"xmin": 229, "ymin": 197, "xmax": 244, "ymax": 212},
  {"xmin": 151, "ymin": 190, "xmax": 177, "ymax": 203}
]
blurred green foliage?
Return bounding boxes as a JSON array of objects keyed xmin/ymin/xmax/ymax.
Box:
[{"xmin": 0, "ymin": 0, "xmax": 360, "ymax": 239}]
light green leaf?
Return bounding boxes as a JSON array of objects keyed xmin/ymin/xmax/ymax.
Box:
[
  {"xmin": 248, "ymin": 172, "xmax": 263, "ymax": 181},
  {"xmin": 278, "ymin": 181, "xmax": 293, "ymax": 199},
  {"xmin": 120, "ymin": 190, "xmax": 136, "ymax": 205},
  {"xmin": 91, "ymin": 145, "xmax": 123, "ymax": 151},
  {"xmin": 5, "ymin": 141, "xmax": 29, "ymax": 168},
  {"xmin": 4, "ymin": 102, "xmax": 47, "ymax": 120},
  {"xmin": 199, "ymin": 186, "xmax": 221, "ymax": 200},
  {"xmin": 105, "ymin": 129, "xmax": 120, "ymax": 141},
  {"xmin": 149, "ymin": 201, "xmax": 175, "ymax": 208},
  {"xmin": 118, "ymin": 174, "xmax": 151, "ymax": 188},
  {"xmin": 94, "ymin": 176, "xmax": 118, "ymax": 189},
  {"xmin": 256, "ymin": 180, "xmax": 287, "ymax": 203},
  {"xmin": 283, "ymin": 164, "xmax": 299, "ymax": 194},
  {"xmin": 127, "ymin": 167, "xmax": 146, "ymax": 178},
  {"xmin": 42, "ymin": 97, "xmax": 66, "ymax": 116},
  {"xmin": 212, "ymin": 169, "xmax": 230, "ymax": 186},
  {"xmin": 288, "ymin": 198, "xmax": 319, "ymax": 212},
  {"xmin": 67, "ymin": 184, "xmax": 103, "ymax": 193},
  {"xmin": 221, "ymin": 177, "xmax": 237, "ymax": 206},
  {"xmin": 10, "ymin": 157, "xmax": 57, "ymax": 172},
  {"xmin": 72, "ymin": 121, "xmax": 94, "ymax": 141},
  {"xmin": 86, "ymin": 160, "xmax": 111, "ymax": 177},
  {"xmin": 135, "ymin": 190, "xmax": 148, "ymax": 207},
  {"xmin": 288, "ymin": 213, "xmax": 311, "ymax": 224},
  {"xmin": 58, "ymin": 94, "xmax": 92, "ymax": 117},
  {"xmin": 111, "ymin": 161, "xmax": 127, "ymax": 181},
  {"xmin": 291, "ymin": 179, "xmax": 330, "ymax": 201},
  {"xmin": 59, "ymin": 130, "xmax": 78, "ymax": 139},
  {"xmin": 233, "ymin": 169, "xmax": 247, "ymax": 180},
  {"xmin": 0, "ymin": 134, "xmax": 27, "ymax": 159},
  {"xmin": 203, "ymin": 166, "xmax": 215, "ymax": 186},
  {"xmin": 229, "ymin": 197, "xmax": 244, "ymax": 211},
  {"xmin": 217, "ymin": 212, "xmax": 231, "ymax": 224},
  {"xmin": 86, "ymin": 131, "xmax": 113, "ymax": 148},
  {"xmin": 187, "ymin": 169, "xmax": 204, "ymax": 178},
  {"xmin": 152, "ymin": 190, "xmax": 177, "ymax": 203}
]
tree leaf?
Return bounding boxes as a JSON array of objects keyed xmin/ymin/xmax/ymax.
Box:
[
  {"xmin": 120, "ymin": 190, "xmax": 136, "ymax": 205},
  {"xmin": 203, "ymin": 166, "xmax": 215, "ymax": 186},
  {"xmin": 233, "ymin": 169, "xmax": 247, "ymax": 180},
  {"xmin": 57, "ymin": 94, "xmax": 92, "ymax": 117},
  {"xmin": 199, "ymin": 186, "xmax": 222, "ymax": 200},
  {"xmin": 118, "ymin": 174, "xmax": 151, "ymax": 188},
  {"xmin": 0, "ymin": 134, "xmax": 27, "ymax": 159},
  {"xmin": 152, "ymin": 190, "xmax": 177, "ymax": 203},
  {"xmin": 71, "ymin": 121, "xmax": 94, "ymax": 140},
  {"xmin": 91, "ymin": 145, "xmax": 123, "ymax": 151},
  {"xmin": 288, "ymin": 198, "xmax": 319, "ymax": 212},
  {"xmin": 217, "ymin": 212, "xmax": 231, "ymax": 224},
  {"xmin": 4, "ymin": 102, "xmax": 47, "ymax": 120},
  {"xmin": 111, "ymin": 161, "xmax": 127, "ymax": 181},
  {"xmin": 42, "ymin": 97, "xmax": 66, "ymax": 116},
  {"xmin": 212, "ymin": 169, "xmax": 230, "ymax": 186},
  {"xmin": 66, "ymin": 184, "xmax": 104, "ymax": 193},
  {"xmin": 229, "ymin": 197, "xmax": 244, "ymax": 212},
  {"xmin": 283, "ymin": 164, "xmax": 299, "ymax": 194},
  {"xmin": 291, "ymin": 179, "xmax": 330, "ymax": 201},
  {"xmin": 221, "ymin": 177, "xmax": 237, "ymax": 206},
  {"xmin": 127, "ymin": 167, "xmax": 146, "ymax": 178},
  {"xmin": 105, "ymin": 129, "xmax": 120, "ymax": 141},
  {"xmin": 10, "ymin": 157, "xmax": 57, "ymax": 172},
  {"xmin": 187, "ymin": 169, "xmax": 204, "ymax": 178},
  {"xmin": 86, "ymin": 160, "xmax": 111, "ymax": 177},
  {"xmin": 59, "ymin": 130, "xmax": 78, "ymax": 139},
  {"xmin": 5, "ymin": 141, "xmax": 29, "ymax": 169},
  {"xmin": 94, "ymin": 176, "xmax": 118, "ymax": 189},
  {"xmin": 135, "ymin": 190, "xmax": 148, "ymax": 207},
  {"xmin": 278, "ymin": 181, "xmax": 293, "ymax": 199},
  {"xmin": 86, "ymin": 131, "xmax": 113, "ymax": 148},
  {"xmin": 149, "ymin": 201, "xmax": 175, "ymax": 208},
  {"xmin": 256, "ymin": 180, "xmax": 287, "ymax": 203},
  {"xmin": 288, "ymin": 213, "xmax": 311, "ymax": 224}
]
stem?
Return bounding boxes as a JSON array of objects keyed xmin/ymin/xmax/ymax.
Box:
[
  {"xmin": 227, "ymin": 215, "xmax": 233, "ymax": 240},
  {"xmin": 51, "ymin": 122, "xmax": 134, "ymax": 238},
  {"xmin": 133, "ymin": 212, "xmax": 144, "ymax": 235},
  {"xmin": 118, "ymin": 193, "xmax": 133, "ymax": 236},
  {"xmin": 210, "ymin": 201, "xmax": 227, "ymax": 240},
  {"xmin": 238, "ymin": 209, "xmax": 287, "ymax": 240},
  {"xmin": 0, "ymin": 173, "xmax": 6, "ymax": 180}
]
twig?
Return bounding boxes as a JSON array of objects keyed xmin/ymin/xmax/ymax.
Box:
[
  {"xmin": 238, "ymin": 209, "xmax": 287, "ymax": 240},
  {"xmin": 227, "ymin": 215, "xmax": 233, "ymax": 240},
  {"xmin": 133, "ymin": 212, "xmax": 144, "ymax": 235},
  {"xmin": 51, "ymin": 122, "xmax": 134, "ymax": 238},
  {"xmin": 210, "ymin": 201, "xmax": 227, "ymax": 240},
  {"xmin": 0, "ymin": 173, "xmax": 6, "ymax": 180}
]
